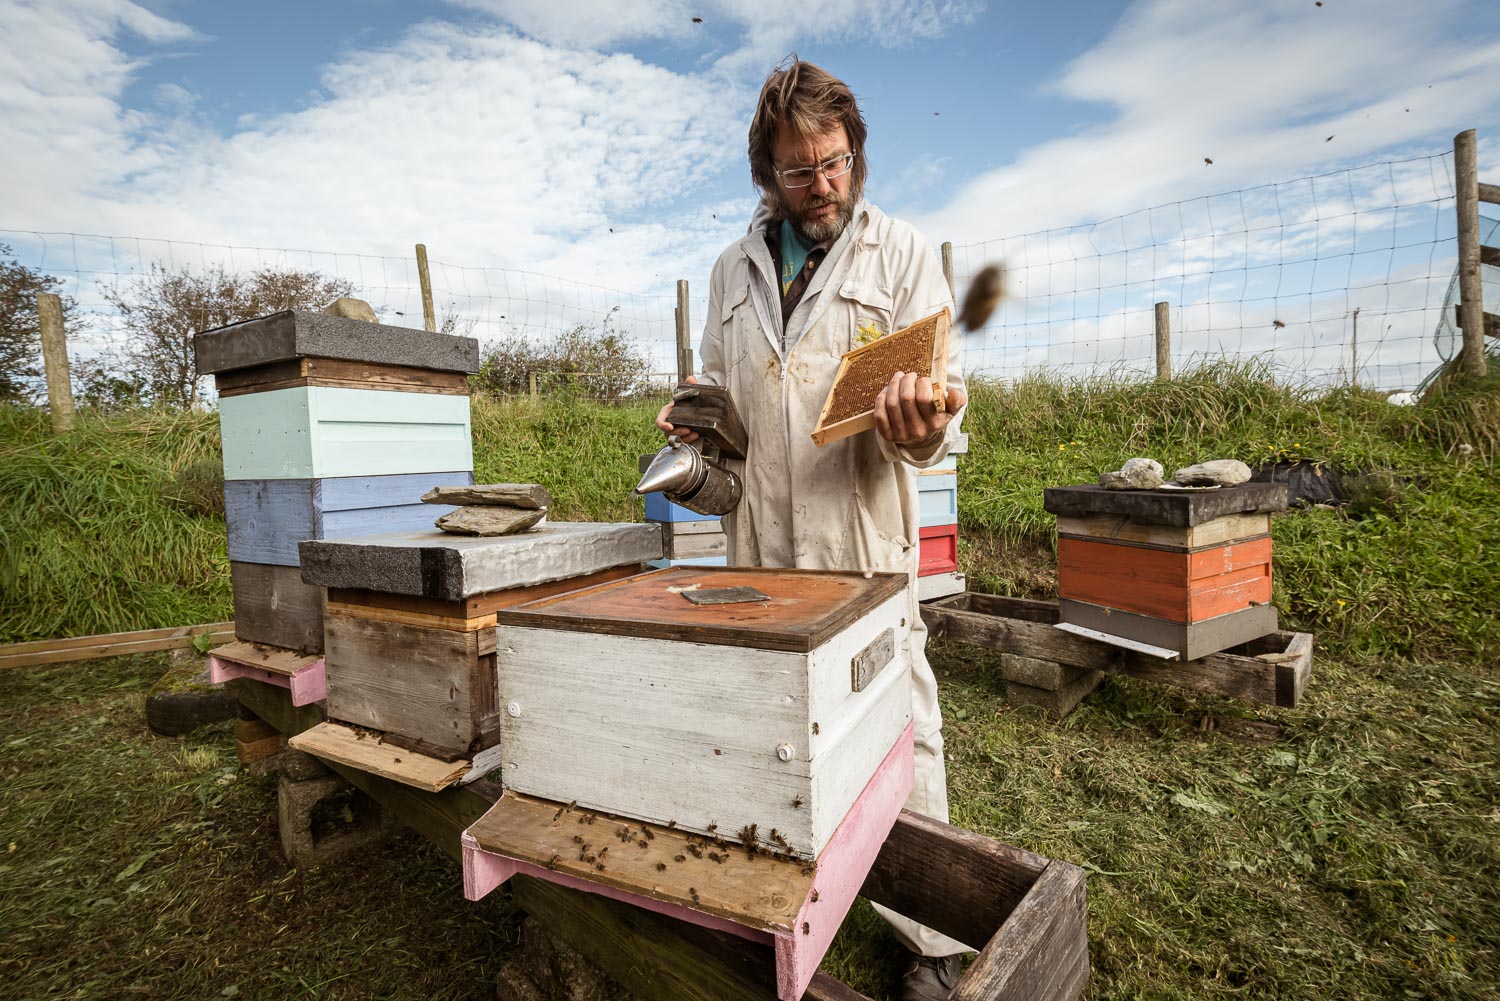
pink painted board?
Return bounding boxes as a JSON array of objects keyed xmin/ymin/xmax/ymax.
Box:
[
  {"xmin": 460, "ymin": 830, "xmax": 772, "ymax": 945},
  {"xmin": 777, "ymin": 722, "xmax": 914, "ymax": 1000},
  {"xmin": 209, "ymin": 655, "xmax": 327, "ymax": 706},
  {"xmin": 459, "ymin": 721, "xmax": 915, "ymax": 1001}
]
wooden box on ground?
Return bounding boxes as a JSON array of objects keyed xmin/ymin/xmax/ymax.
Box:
[
  {"xmin": 225, "ymin": 471, "xmax": 473, "ymax": 566},
  {"xmin": 231, "ymin": 561, "xmax": 327, "ymax": 653},
  {"xmin": 495, "ymin": 566, "xmax": 914, "ymax": 860},
  {"xmin": 302, "ymin": 525, "xmax": 661, "ymax": 760},
  {"xmin": 923, "ymin": 591, "xmax": 1312, "ymax": 709},
  {"xmin": 1043, "ymin": 483, "xmax": 1289, "ymax": 660},
  {"xmin": 232, "ymin": 675, "xmax": 1089, "ymax": 1001}
]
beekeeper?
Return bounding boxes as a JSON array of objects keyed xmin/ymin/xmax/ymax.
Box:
[{"xmin": 656, "ymin": 57, "xmax": 970, "ymax": 1001}]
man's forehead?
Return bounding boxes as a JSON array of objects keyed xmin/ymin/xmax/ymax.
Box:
[{"xmin": 772, "ymin": 123, "xmax": 850, "ymax": 163}]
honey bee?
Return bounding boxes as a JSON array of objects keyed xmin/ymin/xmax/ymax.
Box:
[
  {"xmin": 643, "ymin": 829, "xmax": 655, "ymax": 841},
  {"xmin": 656, "ymin": 862, "xmax": 667, "ymax": 872},
  {"xmin": 667, "ymin": 820, "xmax": 677, "ymax": 829},
  {"xmin": 707, "ymin": 852, "xmax": 724, "ymax": 864},
  {"xmin": 674, "ymin": 854, "xmax": 686, "ymax": 863},
  {"xmin": 637, "ymin": 839, "xmax": 649, "ymax": 849},
  {"xmin": 571, "ymin": 835, "xmax": 584, "ymax": 844},
  {"xmin": 690, "ymin": 888, "xmax": 701, "ymax": 905},
  {"xmin": 687, "ymin": 844, "xmax": 704, "ymax": 858},
  {"xmin": 598, "ymin": 847, "xmax": 609, "ymax": 858},
  {"xmin": 810, "ymin": 889, "xmax": 819, "ymax": 902},
  {"xmin": 595, "ymin": 862, "xmax": 606, "ymax": 871},
  {"xmin": 811, "ymin": 722, "xmax": 820, "ymax": 735},
  {"xmin": 706, "ymin": 822, "xmax": 718, "ymax": 833},
  {"xmin": 802, "ymin": 922, "xmax": 810, "ymax": 935},
  {"xmin": 546, "ymin": 854, "xmax": 560, "ymax": 870},
  {"xmin": 791, "ymin": 796, "xmax": 804, "ymax": 809}
]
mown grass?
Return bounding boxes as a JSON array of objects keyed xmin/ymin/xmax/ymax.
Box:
[{"xmin": 1, "ymin": 364, "xmax": 1497, "ymax": 999}]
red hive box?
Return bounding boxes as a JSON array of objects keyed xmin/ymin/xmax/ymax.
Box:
[{"xmin": 1042, "ymin": 483, "xmax": 1289, "ymax": 660}]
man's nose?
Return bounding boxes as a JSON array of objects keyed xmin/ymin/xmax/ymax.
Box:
[{"xmin": 810, "ymin": 170, "xmax": 833, "ymax": 196}]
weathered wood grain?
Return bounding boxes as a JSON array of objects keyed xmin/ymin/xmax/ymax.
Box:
[
  {"xmin": 224, "ymin": 473, "xmax": 468, "ymax": 566},
  {"xmin": 290, "ymin": 721, "xmax": 470, "ymax": 791},
  {"xmin": 1056, "ymin": 512, "xmax": 1270, "ymax": 549},
  {"xmin": 325, "ymin": 564, "xmax": 643, "ymax": 619},
  {"xmin": 922, "ymin": 594, "xmax": 1123, "ymax": 672},
  {"xmin": 219, "ymin": 386, "xmax": 473, "ymax": 480},
  {"xmin": 231, "ymin": 678, "xmax": 1085, "ymax": 1001},
  {"xmin": 208, "ymin": 640, "xmax": 320, "ymax": 677},
  {"xmin": 952, "ymin": 862, "xmax": 1089, "ymax": 1001},
  {"xmin": 323, "ymin": 611, "xmax": 498, "ymax": 757},
  {"xmin": 215, "ymin": 356, "xmax": 471, "ymax": 397},
  {"xmin": 230, "ymin": 561, "xmax": 326, "ymax": 653},
  {"xmin": 0, "ymin": 621, "xmax": 235, "ymax": 670}
]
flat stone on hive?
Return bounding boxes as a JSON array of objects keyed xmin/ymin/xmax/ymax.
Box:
[
  {"xmin": 421, "ymin": 483, "xmax": 552, "ymax": 509},
  {"xmin": 435, "ymin": 506, "xmax": 547, "ymax": 536},
  {"xmin": 193, "ymin": 309, "xmax": 480, "ymax": 376},
  {"xmin": 298, "ymin": 522, "xmax": 663, "ymax": 600}
]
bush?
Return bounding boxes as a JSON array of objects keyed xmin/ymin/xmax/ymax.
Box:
[{"xmin": 471, "ymin": 307, "xmax": 655, "ymax": 402}]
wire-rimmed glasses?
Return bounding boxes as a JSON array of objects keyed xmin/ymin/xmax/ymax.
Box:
[{"xmin": 775, "ymin": 152, "xmax": 857, "ymax": 189}]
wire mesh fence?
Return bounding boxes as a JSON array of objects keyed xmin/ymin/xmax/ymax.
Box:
[{"xmin": 3, "ymin": 148, "xmax": 1491, "ymax": 400}]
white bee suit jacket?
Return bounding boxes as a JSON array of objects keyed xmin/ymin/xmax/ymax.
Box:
[{"xmin": 697, "ymin": 199, "xmax": 971, "ymax": 955}]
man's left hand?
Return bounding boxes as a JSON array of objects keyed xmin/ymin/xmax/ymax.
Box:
[{"xmin": 873, "ymin": 371, "xmax": 967, "ymax": 447}]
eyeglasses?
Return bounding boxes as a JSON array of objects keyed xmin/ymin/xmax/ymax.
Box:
[{"xmin": 775, "ymin": 152, "xmax": 856, "ymax": 188}]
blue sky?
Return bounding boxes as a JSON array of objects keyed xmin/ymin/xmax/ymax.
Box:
[{"xmin": 3, "ymin": 0, "xmax": 1499, "ymax": 386}]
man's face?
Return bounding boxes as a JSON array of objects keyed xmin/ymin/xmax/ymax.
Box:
[{"xmin": 770, "ymin": 122, "xmax": 857, "ymax": 243}]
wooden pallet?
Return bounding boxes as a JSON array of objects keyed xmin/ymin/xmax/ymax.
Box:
[
  {"xmin": 229, "ymin": 678, "xmax": 1089, "ymax": 1001},
  {"xmin": 923, "ymin": 592, "xmax": 1312, "ymax": 708}
]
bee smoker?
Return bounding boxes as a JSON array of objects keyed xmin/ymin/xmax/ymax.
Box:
[{"xmin": 634, "ymin": 384, "xmax": 748, "ymax": 518}]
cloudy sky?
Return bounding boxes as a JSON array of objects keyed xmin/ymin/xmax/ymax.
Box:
[{"xmin": 3, "ymin": 0, "xmax": 1499, "ymax": 384}]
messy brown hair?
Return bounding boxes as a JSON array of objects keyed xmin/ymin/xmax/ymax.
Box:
[{"xmin": 748, "ymin": 56, "xmax": 868, "ymax": 200}]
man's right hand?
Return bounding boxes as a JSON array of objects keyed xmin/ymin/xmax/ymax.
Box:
[{"xmin": 654, "ymin": 375, "xmax": 701, "ymax": 444}]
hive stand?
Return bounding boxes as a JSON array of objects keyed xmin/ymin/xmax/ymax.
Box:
[
  {"xmin": 208, "ymin": 641, "xmax": 327, "ymax": 706},
  {"xmin": 230, "ymin": 677, "xmax": 1090, "ymax": 1001},
  {"xmin": 463, "ymin": 725, "xmax": 915, "ymax": 1001}
]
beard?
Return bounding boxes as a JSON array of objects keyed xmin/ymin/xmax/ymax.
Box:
[{"xmin": 779, "ymin": 185, "xmax": 857, "ymax": 243}]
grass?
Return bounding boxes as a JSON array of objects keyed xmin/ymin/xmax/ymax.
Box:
[{"xmin": 1, "ymin": 363, "xmax": 1497, "ymax": 998}]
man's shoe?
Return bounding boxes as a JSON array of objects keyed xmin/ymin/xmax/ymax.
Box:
[{"xmin": 897, "ymin": 951, "xmax": 963, "ymax": 1001}]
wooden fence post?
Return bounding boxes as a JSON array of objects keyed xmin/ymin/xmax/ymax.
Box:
[
  {"xmin": 528, "ymin": 372, "xmax": 538, "ymax": 399},
  {"xmin": 415, "ymin": 243, "xmax": 437, "ymax": 333},
  {"xmin": 37, "ymin": 292, "xmax": 74, "ymax": 433},
  {"xmin": 1154, "ymin": 301, "xmax": 1171, "ymax": 381},
  {"xmin": 1454, "ymin": 129, "xmax": 1488, "ymax": 379},
  {"xmin": 941, "ymin": 242, "xmax": 955, "ymax": 299},
  {"xmin": 674, "ymin": 280, "xmax": 692, "ymax": 384}
]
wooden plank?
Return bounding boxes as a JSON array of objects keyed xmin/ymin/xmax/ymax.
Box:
[
  {"xmin": 953, "ymin": 862, "xmax": 1089, "ymax": 1001},
  {"xmin": 219, "ymin": 386, "xmax": 472, "ymax": 480},
  {"xmin": 922, "ymin": 595, "xmax": 1122, "ymax": 672},
  {"xmin": 323, "ymin": 611, "xmax": 497, "ymax": 757},
  {"xmin": 323, "ymin": 601, "xmax": 496, "ymax": 632},
  {"xmin": 230, "ymin": 679, "xmax": 1083, "ymax": 1001},
  {"xmin": 1057, "ymin": 512, "xmax": 1270, "ymax": 550},
  {"xmin": 208, "ymin": 640, "xmax": 320, "ymax": 677},
  {"xmin": 216, "ymin": 357, "xmax": 471, "ymax": 397},
  {"xmin": 1480, "ymin": 246, "xmax": 1500, "ymax": 269},
  {"xmin": 230, "ymin": 561, "xmax": 326, "ymax": 653},
  {"xmin": 466, "ymin": 790, "xmax": 815, "ymax": 933},
  {"xmin": 1480, "ymin": 181, "xmax": 1500, "ymax": 205},
  {"xmin": 0, "ymin": 622, "xmax": 236, "ymax": 670},
  {"xmin": 495, "ymin": 566, "xmax": 908, "ymax": 654},
  {"xmin": 290, "ymin": 721, "xmax": 469, "ymax": 792},
  {"xmin": 663, "ymin": 531, "xmax": 728, "ymax": 559},
  {"xmin": 812, "ymin": 310, "xmax": 950, "ymax": 447},
  {"xmin": 326, "ymin": 564, "xmax": 645, "ymax": 619},
  {"xmin": 859, "ymin": 807, "xmax": 1049, "ymax": 953}
]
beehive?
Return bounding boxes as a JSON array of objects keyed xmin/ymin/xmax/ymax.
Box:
[
  {"xmin": 1043, "ymin": 483, "xmax": 1289, "ymax": 659},
  {"xmin": 297, "ymin": 524, "xmax": 663, "ymax": 759},
  {"xmin": 493, "ymin": 566, "xmax": 913, "ymax": 860},
  {"xmin": 194, "ymin": 309, "xmax": 480, "ymax": 652}
]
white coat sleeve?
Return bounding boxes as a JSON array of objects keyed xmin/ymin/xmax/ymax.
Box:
[
  {"xmin": 876, "ymin": 229, "xmax": 965, "ymax": 468},
  {"xmin": 697, "ymin": 255, "xmax": 729, "ymax": 388}
]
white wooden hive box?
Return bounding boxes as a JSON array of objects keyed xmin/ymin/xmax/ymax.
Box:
[{"xmin": 494, "ymin": 566, "xmax": 912, "ymax": 860}]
